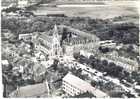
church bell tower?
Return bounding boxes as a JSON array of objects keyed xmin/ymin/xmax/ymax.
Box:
[{"xmin": 51, "ymin": 25, "xmax": 62, "ymax": 57}]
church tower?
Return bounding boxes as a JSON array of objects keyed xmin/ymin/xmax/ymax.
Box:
[{"xmin": 50, "ymin": 25, "xmax": 62, "ymax": 57}]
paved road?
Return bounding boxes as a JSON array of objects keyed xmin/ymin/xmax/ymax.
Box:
[{"xmin": 61, "ymin": 55, "xmax": 139, "ymax": 97}]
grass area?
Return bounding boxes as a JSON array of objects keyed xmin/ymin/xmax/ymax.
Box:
[{"xmin": 34, "ymin": 5, "xmax": 138, "ymax": 19}]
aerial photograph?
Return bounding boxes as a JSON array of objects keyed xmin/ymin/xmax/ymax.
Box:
[{"xmin": 1, "ymin": 0, "xmax": 140, "ymax": 98}]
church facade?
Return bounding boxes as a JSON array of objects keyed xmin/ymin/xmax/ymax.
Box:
[
  {"xmin": 35, "ymin": 25, "xmax": 63, "ymax": 58},
  {"xmin": 35, "ymin": 25, "xmax": 100, "ymax": 58}
]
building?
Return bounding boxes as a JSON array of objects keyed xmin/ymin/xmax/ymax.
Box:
[
  {"xmin": 51, "ymin": 25, "xmax": 63, "ymax": 56},
  {"xmin": 2, "ymin": 60, "xmax": 9, "ymax": 66},
  {"xmin": 19, "ymin": 33, "xmax": 33, "ymax": 41},
  {"xmin": 9, "ymin": 81, "xmax": 49, "ymax": 97},
  {"xmin": 18, "ymin": 0, "xmax": 28, "ymax": 8},
  {"xmin": 99, "ymin": 40, "xmax": 116, "ymax": 48},
  {"xmin": 59, "ymin": 25, "xmax": 100, "ymax": 54},
  {"xmin": 18, "ymin": 0, "xmax": 41, "ymax": 8},
  {"xmin": 36, "ymin": 25, "xmax": 63, "ymax": 57},
  {"xmin": 34, "ymin": 24, "xmax": 100, "ymax": 58},
  {"xmin": 62, "ymin": 72, "xmax": 109, "ymax": 98},
  {"xmin": 100, "ymin": 53, "xmax": 139, "ymax": 72}
]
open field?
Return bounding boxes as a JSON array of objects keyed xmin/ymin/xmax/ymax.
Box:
[{"xmin": 34, "ymin": 5, "xmax": 138, "ymax": 24}]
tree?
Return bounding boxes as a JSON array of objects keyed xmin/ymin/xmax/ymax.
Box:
[
  {"xmin": 127, "ymin": 45, "xmax": 134, "ymax": 52},
  {"xmin": 70, "ymin": 67, "xmax": 77, "ymax": 75},
  {"xmin": 73, "ymin": 91, "xmax": 95, "ymax": 98},
  {"xmin": 2, "ymin": 7, "xmax": 21, "ymax": 13},
  {"xmin": 107, "ymin": 62, "xmax": 116, "ymax": 75},
  {"xmin": 122, "ymin": 70, "xmax": 130, "ymax": 81},
  {"xmin": 99, "ymin": 46, "xmax": 109, "ymax": 53},
  {"xmin": 102, "ymin": 60, "xmax": 108, "ymax": 66},
  {"xmin": 73, "ymin": 52, "xmax": 80, "ymax": 60},
  {"xmin": 52, "ymin": 59, "xmax": 59, "ymax": 71},
  {"xmin": 57, "ymin": 64, "xmax": 69, "ymax": 76},
  {"xmin": 78, "ymin": 55, "xmax": 89, "ymax": 64},
  {"xmin": 89, "ymin": 55, "xmax": 95, "ymax": 60},
  {"xmin": 31, "ymin": 21, "xmax": 45, "ymax": 32},
  {"xmin": 80, "ymin": 74, "xmax": 88, "ymax": 80},
  {"xmin": 131, "ymin": 71, "xmax": 138, "ymax": 77},
  {"xmin": 91, "ymin": 81, "xmax": 97, "ymax": 87}
]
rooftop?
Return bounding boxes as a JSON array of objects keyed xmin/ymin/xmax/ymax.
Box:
[
  {"xmin": 39, "ymin": 33, "xmax": 53, "ymax": 43},
  {"xmin": 9, "ymin": 82, "xmax": 48, "ymax": 97},
  {"xmin": 19, "ymin": 33, "xmax": 33, "ymax": 36},
  {"xmin": 59, "ymin": 25, "xmax": 100, "ymax": 40},
  {"xmin": 2, "ymin": 60, "xmax": 9, "ymax": 65},
  {"xmin": 63, "ymin": 72, "xmax": 109, "ymax": 98}
]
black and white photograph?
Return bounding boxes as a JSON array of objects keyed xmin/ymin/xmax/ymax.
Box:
[{"xmin": 1, "ymin": 0, "xmax": 140, "ymax": 98}]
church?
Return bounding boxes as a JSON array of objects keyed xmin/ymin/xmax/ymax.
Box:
[{"xmin": 35, "ymin": 24, "xmax": 100, "ymax": 58}]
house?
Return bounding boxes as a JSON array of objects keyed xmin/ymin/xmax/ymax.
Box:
[
  {"xmin": 62, "ymin": 72, "xmax": 109, "ymax": 98},
  {"xmin": 101, "ymin": 53, "xmax": 139, "ymax": 72},
  {"xmin": 2, "ymin": 60, "xmax": 9, "ymax": 66},
  {"xmin": 2, "ymin": 60, "xmax": 11, "ymax": 72}
]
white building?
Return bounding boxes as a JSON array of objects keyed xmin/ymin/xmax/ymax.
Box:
[
  {"xmin": 62, "ymin": 72, "xmax": 109, "ymax": 98},
  {"xmin": 19, "ymin": 33, "xmax": 33, "ymax": 41},
  {"xmin": 2, "ymin": 60, "xmax": 9, "ymax": 66},
  {"xmin": 18, "ymin": 0, "xmax": 29, "ymax": 8},
  {"xmin": 17, "ymin": 0, "xmax": 42, "ymax": 8}
]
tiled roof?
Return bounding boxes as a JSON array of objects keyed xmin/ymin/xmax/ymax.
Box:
[
  {"xmin": 39, "ymin": 34, "xmax": 53, "ymax": 43},
  {"xmin": 10, "ymin": 83, "xmax": 48, "ymax": 97},
  {"xmin": 59, "ymin": 25, "xmax": 100, "ymax": 40}
]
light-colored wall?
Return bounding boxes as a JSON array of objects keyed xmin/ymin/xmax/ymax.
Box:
[{"xmin": 62, "ymin": 80, "xmax": 84, "ymax": 96}]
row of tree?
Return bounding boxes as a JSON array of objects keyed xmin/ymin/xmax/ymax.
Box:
[
  {"xmin": 73, "ymin": 52, "xmax": 139, "ymax": 84},
  {"xmin": 2, "ymin": 16, "xmax": 139, "ymax": 45}
]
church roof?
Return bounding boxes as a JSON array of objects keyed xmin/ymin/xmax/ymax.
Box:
[
  {"xmin": 59, "ymin": 25, "xmax": 100, "ymax": 41},
  {"xmin": 39, "ymin": 25, "xmax": 60, "ymax": 43},
  {"xmin": 39, "ymin": 34, "xmax": 53, "ymax": 43}
]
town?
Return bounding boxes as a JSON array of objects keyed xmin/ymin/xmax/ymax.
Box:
[{"xmin": 1, "ymin": 0, "xmax": 140, "ymax": 98}]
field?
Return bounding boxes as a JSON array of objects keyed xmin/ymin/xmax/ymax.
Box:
[{"xmin": 34, "ymin": 3, "xmax": 138, "ymax": 24}]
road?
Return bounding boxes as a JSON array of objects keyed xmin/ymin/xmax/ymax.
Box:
[{"xmin": 61, "ymin": 55, "xmax": 139, "ymax": 97}]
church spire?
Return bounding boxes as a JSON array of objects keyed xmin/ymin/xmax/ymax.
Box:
[
  {"xmin": 53, "ymin": 24, "xmax": 58, "ymax": 36},
  {"xmin": 51, "ymin": 24, "xmax": 62, "ymax": 57}
]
